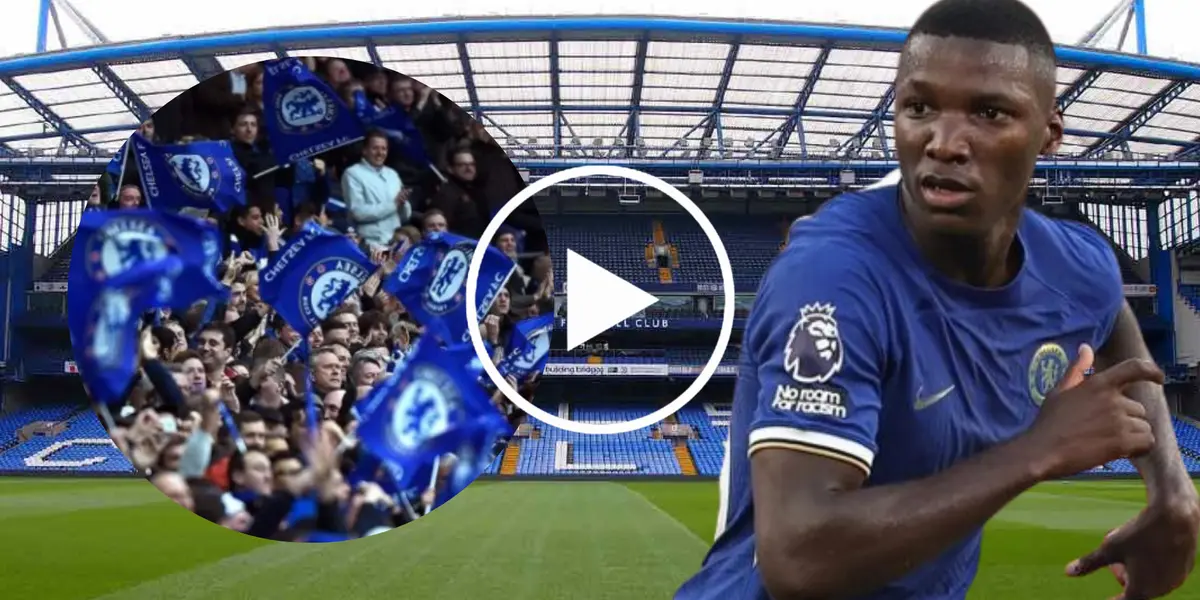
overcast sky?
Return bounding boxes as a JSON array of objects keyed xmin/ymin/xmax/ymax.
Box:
[{"xmin": 0, "ymin": 0, "xmax": 1197, "ymax": 63}]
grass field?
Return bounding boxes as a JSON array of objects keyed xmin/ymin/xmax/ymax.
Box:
[{"xmin": 1, "ymin": 477, "xmax": 1198, "ymax": 599}]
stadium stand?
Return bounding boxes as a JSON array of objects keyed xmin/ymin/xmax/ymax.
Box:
[
  {"xmin": 0, "ymin": 14, "xmax": 1198, "ymax": 493},
  {"xmin": 0, "ymin": 406, "xmax": 135, "ymax": 475}
]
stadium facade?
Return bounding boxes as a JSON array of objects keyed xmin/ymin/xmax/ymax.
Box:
[{"xmin": 0, "ymin": 5, "xmax": 1198, "ymax": 478}]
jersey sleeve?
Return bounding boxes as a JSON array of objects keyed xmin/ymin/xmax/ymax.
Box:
[
  {"xmin": 1060, "ymin": 221, "xmax": 1126, "ymax": 346},
  {"xmin": 744, "ymin": 244, "xmax": 889, "ymax": 476}
]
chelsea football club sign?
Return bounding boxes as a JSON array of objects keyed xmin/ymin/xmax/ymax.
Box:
[
  {"xmin": 83, "ymin": 217, "xmax": 173, "ymax": 283},
  {"xmin": 422, "ymin": 242, "xmax": 474, "ymax": 316},
  {"xmin": 274, "ymin": 80, "xmax": 338, "ymax": 136},
  {"xmin": 299, "ymin": 257, "xmax": 372, "ymax": 324},
  {"xmin": 166, "ymin": 151, "xmax": 244, "ymax": 204},
  {"xmin": 387, "ymin": 363, "xmax": 459, "ymax": 452}
]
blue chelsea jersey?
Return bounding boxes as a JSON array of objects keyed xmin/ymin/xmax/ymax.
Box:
[{"xmin": 675, "ymin": 182, "xmax": 1125, "ymax": 600}]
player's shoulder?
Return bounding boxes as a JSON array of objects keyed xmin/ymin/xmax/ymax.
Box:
[
  {"xmin": 756, "ymin": 191, "xmax": 900, "ymax": 326},
  {"xmin": 773, "ymin": 185, "xmax": 900, "ymax": 280},
  {"xmin": 1022, "ymin": 209, "xmax": 1121, "ymax": 282},
  {"xmin": 1021, "ymin": 209, "xmax": 1124, "ymax": 322}
]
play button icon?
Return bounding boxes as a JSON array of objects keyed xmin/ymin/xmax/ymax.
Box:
[
  {"xmin": 466, "ymin": 165, "xmax": 735, "ymax": 436},
  {"xmin": 565, "ymin": 250, "xmax": 660, "ymax": 350}
]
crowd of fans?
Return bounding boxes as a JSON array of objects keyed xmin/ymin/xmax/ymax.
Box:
[{"xmin": 83, "ymin": 58, "xmax": 555, "ymax": 542}]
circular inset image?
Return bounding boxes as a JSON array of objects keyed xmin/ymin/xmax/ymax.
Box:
[{"xmin": 66, "ymin": 57, "xmax": 551, "ymax": 542}]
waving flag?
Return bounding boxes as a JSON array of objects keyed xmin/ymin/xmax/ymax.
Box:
[
  {"xmin": 105, "ymin": 140, "xmax": 129, "ymax": 198},
  {"xmin": 416, "ymin": 425, "xmax": 506, "ymax": 513},
  {"xmin": 129, "ymin": 133, "xmax": 247, "ymax": 213},
  {"xmin": 497, "ymin": 314, "xmax": 554, "ymax": 382},
  {"xmin": 258, "ymin": 220, "xmax": 375, "ymax": 336},
  {"xmin": 354, "ymin": 339, "xmax": 511, "ymax": 491},
  {"xmin": 67, "ymin": 211, "xmax": 228, "ymax": 405},
  {"xmin": 69, "ymin": 257, "xmax": 183, "ymax": 406},
  {"xmin": 69, "ymin": 209, "xmax": 226, "ymax": 310},
  {"xmin": 262, "ymin": 58, "xmax": 364, "ymax": 165},
  {"xmin": 382, "ymin": 231, "xmax": 515, "ymax": 345}
]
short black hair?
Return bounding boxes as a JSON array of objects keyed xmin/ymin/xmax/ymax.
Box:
[
  {"xmin": 906, "ymin": 0, "xmax": 1057, "ymax": 91},
  {"xmin": 200, "ymin": 323, "xmax": 236, "ymax": 350},
  {"xmin": 236, "ymin": 409, "xmax": 264, "ymax": 428},
  {"xmin": 363, "ymin": 127, "xmax": 389, "ymax": 146}
]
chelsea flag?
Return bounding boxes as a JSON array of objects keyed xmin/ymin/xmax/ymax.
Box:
[
  {"xmin": 67, "ymin": 210, "xmax": 228, "ymax": 405},
  {"xmin": 129, "ymin": 133, "xmax": 247, "ymax": 213},
  {"xmin": 382, "ymin": 231, "xmax": 515, "ymax": 345},
  {"xmin": 262, "ymin": 58, "xmax": 365, "ymax": 165},
  {"xmin": 354, "ymin": 338, "xmax": 511, "ymax": 491},
  {"xmin": 259, "ymin": 220, "xmax": 376, "ymax": 336}
]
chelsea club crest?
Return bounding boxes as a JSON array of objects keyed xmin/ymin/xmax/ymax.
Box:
[
  {"xmin": 299, "ymin": 258, "xmax": 370, "ymax": 325},
  {"xmin": 166, "ymin": 153, "xmax": 220, "ymax": 199},
  {"xmin": 422, "ymin": 242, "xmax": 473, "ymax": 316},
  {"xmin": 275, "ymin": 85, "xmax": 336, "ymax": 135},
  {"xmin": 1028, "ymin": 342, "xmax": 1069, "ymax": 406},
  {"xmin": 84, "ymin": 217, "xmax": 173, "ymax": 282},
  {"xmin": 511, "ymin": 326, "xmax": 552, "ymax": 372},
  {"xmin": 388, "ymin": 364, "xmax": 458, "ymax": 452}
]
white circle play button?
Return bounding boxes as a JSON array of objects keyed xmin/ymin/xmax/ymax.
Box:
[{"xmin": 465, "ymin": 165, "xmax": 736, "ymax": 436}]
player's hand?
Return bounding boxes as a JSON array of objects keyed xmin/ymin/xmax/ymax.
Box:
[
  {"xmin": 1066, "ymin": 494, "xmax": 1200, "ymax": 599},
  {"xmin": 1024, "ymin": 344, "xmax": 1162, "ymax": 480}
]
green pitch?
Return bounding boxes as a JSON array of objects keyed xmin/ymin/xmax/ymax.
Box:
[{"xmin": 0, "ymin": 477, "xmax": 1197, "ymax": 599}]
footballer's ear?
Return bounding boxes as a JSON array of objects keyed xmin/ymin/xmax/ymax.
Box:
[{"xmin": 1041, "ymin": 109, "xmax": 1064, "ymax": 156}]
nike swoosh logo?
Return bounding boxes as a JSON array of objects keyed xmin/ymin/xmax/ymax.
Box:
[{"xmin": 914, "ymin": 385, "xmax": 956, "ymax": 411}]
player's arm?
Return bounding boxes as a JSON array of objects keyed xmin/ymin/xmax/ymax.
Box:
[
  {"xmin": 1095, "ymin": 301, "xmax": 1194, "ymax": 504},
  {"xmin": 749, "ymin": 250, "xmax": 1050, "ymax": 599}
]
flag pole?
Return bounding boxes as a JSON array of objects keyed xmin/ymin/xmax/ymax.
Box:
[
  {"xmin": 423, "ymin": 456, "xmax": 441, "ymax": 516},
  {"xmin": 253, "ymin": 136, "xmax": 366, "ymax": 180}
]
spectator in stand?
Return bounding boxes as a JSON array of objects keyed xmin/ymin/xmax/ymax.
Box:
[
  {"xmin": 341, "ymin": 130, "xmax": 411, "ymax": 250},
  {"xmin": 428, "ymin": 148, "xmax": 486, "ymax": 239},
  {"xmin": 93, "ymin": 57, "xmax": 549, "ymax": 542},
  {"xmin": 116, "ymin": 184, "xmax": 144, "ymax": 210}
]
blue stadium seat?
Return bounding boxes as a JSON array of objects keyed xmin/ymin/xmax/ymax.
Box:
[
  {"xmin": 0, "ymin": 409, "xmax": 136, "ymax": 474},
  {"xmin": 544, "ymin": 215, "xmax": 658, "ymax": 286},
  {"xmin": 658, "ymin": 215, "xmax": 778, "ymax": 288},
  {"xmin": 1179, "ymin": 285, "xmax": 1200, "ymax": 315},
  {"xmin": 500, "ymin": 403, "xmax": 1200, "ymax": 479}
]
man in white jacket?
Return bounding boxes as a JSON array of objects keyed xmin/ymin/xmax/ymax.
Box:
[{"xmin": 341, "ymin": 130, "xmax": 412, "ymax": 249}]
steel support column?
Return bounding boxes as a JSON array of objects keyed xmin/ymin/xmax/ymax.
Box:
[
  {"xmin": 93, "ymin": 64, "xmax": 151, "ymax": 123},
  {"xmin": 700, "ymin": 39, "xmax": 740, "ymax": 159},
  {"xmin": 0, "ymin": 76, "xmax": 96, "ymax": 152},
  {"xmin": 625, "ymin": 36, "xmax": 648, "ymax": 159},
  {"xmin": 366, "ymin": 40, "xmax": 383, "ymax": 67},
  {"xmin": 179, "ymin": 54, "xmax": 225, "ymax": 82},
  {"xmin": 549, "ymin": 35, "xmax": 561, "ymax": 158},
  {"xmin": 838, "ymin": 85, "xmax": 895, "ymax": 159},
  {"xmin": 1084, "ymin": 81, "xmax": 1191, "ymax": 158},
  {"xmin": 773, "ymin": 46, "xmax": 830, "ymax": 159},
  {"xmin": 457, "ymin": 39, "xmax": 481, "ymax": 122}
]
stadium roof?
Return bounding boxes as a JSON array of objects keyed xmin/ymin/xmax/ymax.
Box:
[{"xmin": 0, "ymin": 16, "xmax": 1198, "ymax": 165}]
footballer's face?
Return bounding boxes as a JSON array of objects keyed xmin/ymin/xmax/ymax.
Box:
[{"xmin": 893, "ymin": 35, "xmax": 1062, "ymax": 238}]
